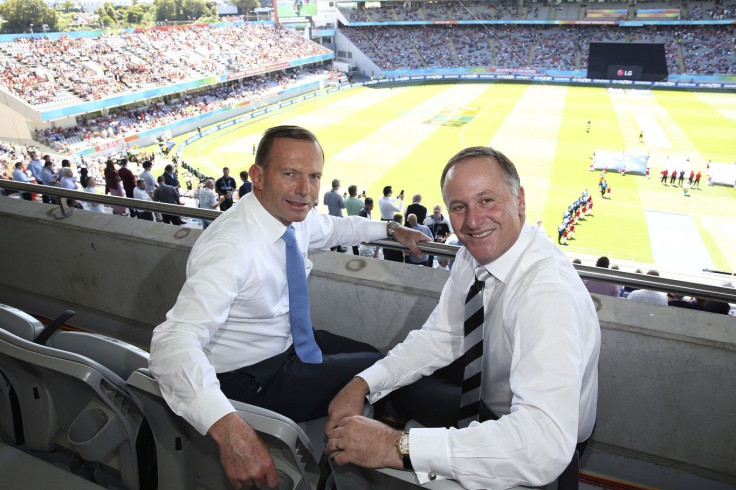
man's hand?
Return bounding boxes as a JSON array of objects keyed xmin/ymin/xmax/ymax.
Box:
[
  {"xmin": 208, "ymin": 412, "xmax": 279, "ymax": 489},
  {"xmin": 392, "ymin": 225, "xmax": 431, "ymax": 259},
  {"xmin": 325, "ymin": 416, "xmax": 403, "ymax": 470},
  {"xmin": 324, "ymin": 377, "xmax": 370, "ymax": 434}
]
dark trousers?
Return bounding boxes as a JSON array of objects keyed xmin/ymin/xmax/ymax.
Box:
[
  {"xmin": 383, "ymin": 249, "xmax": 405, "ymax": 263},
  {"xmin": 125, "ymin": 189, "xmax": 137, "ymax": 217},
  {"xmin": 20, "ymin": 192, "xmax": 33, "ymax": 201},
  {"xmin": 220, "ymin": 197, "xmax": 233, "ymax": 212},
  {"xmin": 162, "ymin": 214, "xmax": 183, "ymax": 226},
  {"xmin": 137, "ymin": 211, "xmax": 154, "ymax": 221},
  {"xmin": 217, "ymin": 330, "xmax": 382, "ymax": 422},
  {"xmin": 389, "ymin": 357, "xmax": 465, "ymax": 428}
]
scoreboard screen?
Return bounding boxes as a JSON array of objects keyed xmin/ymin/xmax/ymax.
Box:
[{"xmin": 587, "ymin": 43, "xmax": 668, "ymax": 82}]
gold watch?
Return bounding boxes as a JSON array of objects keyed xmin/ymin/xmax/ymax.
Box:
[{"xmin": 396, "ymin": 431, "xmax": 412, "ymax": 470}]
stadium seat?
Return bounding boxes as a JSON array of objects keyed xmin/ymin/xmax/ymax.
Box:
[
  {"xmin": 125, "ymin": 368, "xmax": 321, "ymax": 490},
  {"xmin": 0, "ymin": 304, "xmax": 44, "ymax": 444},
  {"xmin": 0, "ymin": 305, "xmax": 152, "ymax": 489}
]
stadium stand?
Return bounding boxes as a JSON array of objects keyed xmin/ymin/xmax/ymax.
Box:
[
  {"xmin": 0, "ymin": 7, "xmax": 733, "ymax": 162},
  {"xmin": 342, "ymin": 24, "xmax": 735, "ymax": 77},
  {"xmin": 0, "ymin": 24, "xmax": 331, "ymax": 108}
]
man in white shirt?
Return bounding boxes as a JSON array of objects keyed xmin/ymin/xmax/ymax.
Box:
[
  {"xmin": 148, "ymin": 125, "xmax": 429, "ymax": 489},
  {"xmin": 378, "ymin": 185, "xmax": 404, "ymax": 221},
  {"xmin": 627, "ymin": 270, "xmax": 668, "ymax": 305},
  {"xmin": 133, "ymin": 179, "xmax": 154, "ymax": 221},
  {"xmin": 197, "ymin": 179, "xmax": 223, "ymax": 229},
  {"xmin": 325, "ymin": 147, "xmax": 601, "ymax": 489}
]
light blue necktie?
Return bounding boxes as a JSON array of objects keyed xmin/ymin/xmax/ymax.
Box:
[{"xmin": 282, "ymin": 226, "xmax": 323, "ymax": 364}]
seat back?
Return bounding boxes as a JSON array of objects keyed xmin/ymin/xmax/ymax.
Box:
[
  {"xmin": 0, "ymin": 304, "xmax": 44, "ymax": 444},
  {"xmin": 0, "ymin": 315, "xmax": 147, "ymax": 490},
  {"xmin": 0, "ymin": 304, "xmax": 44, "ymax": 340},
  {"xmin": 47, "ymin": 331, "xmax": 149, "ymax": 380},
  {"xmin": 126, "ymin": 368, "xmax": 320, "ymax": 490}
]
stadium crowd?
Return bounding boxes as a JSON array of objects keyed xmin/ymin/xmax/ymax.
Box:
[
  {"xmin": 342, "ymin": 0, "xmax": 736, "ymax": 23},
  {"xmin": 33, "ymin": 65, "xmax": 343, "ymax": 153},
  {"xmin": 0, "ymin": 24, "xmax": 331, "ymax": 107},
  {"xmin": 343, "ymin": 24, "xmax": 735, "ymax": 76}
]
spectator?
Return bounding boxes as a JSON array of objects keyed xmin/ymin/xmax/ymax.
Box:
[
  {"xmin": 153, "ymin": 175, "xmax": 184, "ymax": 225},
  {"xmin": 103, "ymin": 159, "xmax": 128, "ymax": 216},
  {"xmin": 133, "ymin": 179, "xmax": 154, "ymax": 221},
  {"xmin": 379, "ymin": 185, "xmax": 404, "ymax": 221},
  {"xmin": 11, "ymin": 161, "xmax": 33, "ymax": 201},
  {"xmin": 197, "ymin": 179, "xmax": 224, "ymax": 229},
  {"xmin": 238, "ymin": 170, "xmax": 252, "ymax": 198},
  {"xmin": 583, "ymin": 256, "xmax": 621, "ymax": 297},
  {"xmin": 404, "ymin": 193, "xmax": 428, "ymax": 225},
  {"xmin": 404, "ymin": 213, "xmax": 433, "ymax": 266},
  {"xmin": 627, "ymin": 270, "xmax": 668, "ymax": 305},
  {"xmin": 215, "ymin": 167, "xmax": 236, "ymax": 212},
  {"xmin": 83, "ymin": 176, "xmax": 105, "ymax": 213}
]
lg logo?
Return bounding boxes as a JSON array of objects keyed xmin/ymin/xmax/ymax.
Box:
[{"xmin": 617, "ymin": 69, "xmax": 633, "ymax": 77}]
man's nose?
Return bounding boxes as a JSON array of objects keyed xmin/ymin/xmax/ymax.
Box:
[
  {"xmin": 295, "ymin": 176, "xmax": 310, "ymax": 196},
  {"xmin": 464, "ymin": 205, "xmax": 484, "ymax": 230}
]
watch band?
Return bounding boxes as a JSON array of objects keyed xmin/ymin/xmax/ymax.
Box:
[
  {"xmin": 402, "ymin": 453, "xmax": 413, "ymax": 471},
  {"xmin": 387, "ymin": 220, "xmax": 399, "ymax": 237}
]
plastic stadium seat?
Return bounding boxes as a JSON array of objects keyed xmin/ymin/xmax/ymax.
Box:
[
  {"xmin": 0, "ymin": 306, "xmax": 152, "ymax": 490},
  {"xmin": 126, "ymin": 368, "xmax": 321, "ymax": 490},
  {"xmin": 0, "ymin": 304, "xmax": 44, "ymax": 444}
]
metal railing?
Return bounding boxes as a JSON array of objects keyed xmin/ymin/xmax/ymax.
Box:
[{"xmin": 2, "ymin": 180, "xmax": 735, "ymax": 304}]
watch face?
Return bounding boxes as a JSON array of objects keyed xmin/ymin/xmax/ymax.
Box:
[{"xmin": 399, "ymin": 433, "xmax": 410, "ymax": 454}]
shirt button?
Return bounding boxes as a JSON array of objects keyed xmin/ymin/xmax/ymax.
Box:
[
  {"xmin": 428, "ymin": 472, "xmax": 437, "ymax": 481},
  {"xmin": 376, "ymin": 392, "xmax": 381, "ymax": 397}
]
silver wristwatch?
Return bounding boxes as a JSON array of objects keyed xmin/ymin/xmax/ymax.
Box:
[{"xmin": 387, "ymin": 220, "xmax": 399, "ymax": 237}]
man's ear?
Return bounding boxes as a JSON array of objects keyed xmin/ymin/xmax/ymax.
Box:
[
  {"xmin": 517, "ymin": 186, "xmax": 526, "ymax": 221},
  {"xmin": 249, "ymin": 164, "xmax": 264, "ymax": 191}
]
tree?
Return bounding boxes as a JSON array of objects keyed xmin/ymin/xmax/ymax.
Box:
[
  {"xmin": 154, "ymin": 0, "xmax": 176, "ymax": 21},
  {"xmin": 126, "ymin": 5, "xmax": 145, "ymax": 24},
  {"xmin": 0, "ymin": 0, "xmax": 58, "ymax": 32},
  {"xmin": 95, "ymin": 2, "xmax": 117, "ymax": 22},
  {"xmin": 181, "ymin": 0, "xmax": 207, "ymax": 20},
  {"xmin": 232, "ymin": 0, "xmax": 258, "ymax": 16}
]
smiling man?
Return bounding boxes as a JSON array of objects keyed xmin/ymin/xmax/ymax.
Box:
[
  {"xmin": 325, "ymin": 146, "xmax": 601, "ymax": 489},
  {"xmin": 149, "ymin": 125, "xmax": 429, "ymax": 489}
]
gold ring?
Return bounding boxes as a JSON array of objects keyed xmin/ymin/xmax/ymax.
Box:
[{"xmin": 335, "ymin": 438, "xmax": 341, "ymax": 451}]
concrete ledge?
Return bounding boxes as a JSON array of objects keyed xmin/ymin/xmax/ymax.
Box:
[{"xmin": 1, "ymin": 196, "xmax": 734, "ymax": 485}]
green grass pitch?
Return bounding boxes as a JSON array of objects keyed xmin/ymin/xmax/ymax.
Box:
[{"xmin": 177, "ymin": 83, "xmax": 736, "ymax": 271}]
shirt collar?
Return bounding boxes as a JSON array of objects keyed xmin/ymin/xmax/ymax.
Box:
[
  {"xmin": 247, "ymin": 192, "xmax": 289, "ymax": 245},
  {"xmin": 478, "ymin": 223, "xmax": 533, "ymax": 285}
]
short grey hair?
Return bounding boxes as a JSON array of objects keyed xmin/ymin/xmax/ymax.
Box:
[{"xmin": 440, "ymin": 147, "xmax": 521, "ymax": 197}]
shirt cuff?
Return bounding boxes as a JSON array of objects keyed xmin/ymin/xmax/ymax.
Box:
[
  {"xmin": 366, "ymin": 219, "xmax": 390, "ymax": 240},
  {"xmin": 358, "ymin": 362, "xmax": 394, "ymax": 403},
  {"xmin": 409, "ymin": 427, "xmax": 452, "ymax": 484},
  {"xmin": 186, "ymin": 388, "xmax": 236, "ymax": 436}
]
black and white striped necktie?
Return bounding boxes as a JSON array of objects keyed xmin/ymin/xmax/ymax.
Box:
[{"xmin": 458, "ymin": 266, "xmax": 493, "ymax": 428}]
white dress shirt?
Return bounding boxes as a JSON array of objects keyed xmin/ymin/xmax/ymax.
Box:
[
  {"xmin": 83, "ymin": 186, "xmax": 105, "ymax": 213},
  {"xmin": 149, "ymin": 192, "xmax": 388, "ymax": 435},
  {"xmin": 627, "ymin": 288, "xmax": 668, "ymax": 305},
  {"xmin": 60, "ymin": 176, "xmax": 77, "ymax": 190},
  {"xmin": 359, "ymin": 224, "xmax": 600, "ymax": 489},
  {"xmin": 378, "ymin": 196, "xmax": 403, "ymax": 220}
]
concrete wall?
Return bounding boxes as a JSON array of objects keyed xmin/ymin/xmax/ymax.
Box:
[{"xmin": 0, "ymin": 196, "xmax": 734, "ymax": 485}]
